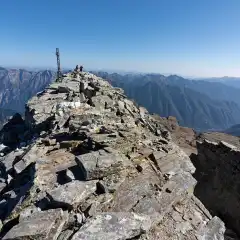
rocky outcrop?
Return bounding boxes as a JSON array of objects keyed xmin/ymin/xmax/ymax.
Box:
[
  {"xmin": 192, "ymin": 139, "xmax": 240, "ymax": 237},
  {"xmin": 153, "ymin": 115, "xmax": 197, "ymax": 156},
  {"xmin": 197, "ymin": 131, "xmax": 240, "ymax": 148},
  {"xmin": 0, "ymin": 71, "xmax": 236, "ymax": 239}
]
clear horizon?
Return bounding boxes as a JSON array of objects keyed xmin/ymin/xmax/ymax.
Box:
[
  {"xmin": 1, "ymin": 0, "xmax": 240, "ymax": 78},
  {"xmin": 2, "ymin": 64, "xmax": 240, "ymax": 80}
]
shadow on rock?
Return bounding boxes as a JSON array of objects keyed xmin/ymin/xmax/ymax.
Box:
[
  {"xmin": 0, "ymin": 162, "xmax": 36, "ymax": 222},
  {"xmin": 0, "ymin": 113, "xmax": 33, "ymax": 154},
  {"xmin": 190, "ymin": 140, "xmax": 240, "ymax": 238}
]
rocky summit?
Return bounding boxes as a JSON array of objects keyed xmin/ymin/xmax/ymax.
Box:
[{"xmin": 0, "ymin": 71, "xmax": 238, "ymax": 239}]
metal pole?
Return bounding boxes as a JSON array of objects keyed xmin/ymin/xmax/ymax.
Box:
[{"xmin": 56, "ymin": 48, "xmax": 62, "ymax": 81}]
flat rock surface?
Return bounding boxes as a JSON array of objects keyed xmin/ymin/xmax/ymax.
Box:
[
  {"xmin": 76, "ymin": 151, "xmax": 132, "ymax": 180},
  {"xmin": 197, "ymin": 131, "xmax": 240, "ymax": 148},
  {"xmin": 72, "ymin": 212, "xmax": 152, "ymax": 240},
  {"xmin": 46, "ymin": 180, "xmax": 97, "ymax": 209},
  {"xmin": 3, "ymin": 208, "xmax": 68, "ymax": 240}
]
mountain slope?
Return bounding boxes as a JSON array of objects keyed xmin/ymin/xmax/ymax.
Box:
[
  {"xmin": 166, "ymin": 75, "xmax": 240, "ymax": 105},
  {"xmin": 94, "ymin": 72, "xmax": 240, "ymax": 131},
  {"xmin": 197, "ymin": 77, "xmax": 240, "ymax": 89},
  {"xmin": 0, "ymin": 67, "xmax": 55, "ymax": 112},
  {"xmin": 223, "ymin": 124, "xmax": 240, "ymax": 136},
  {"xmin": 0, "ymin": 108, "xmax": 16, "ymax": 129},
  {"xmin": 95, "ymin": 72, "xmax": 240, "ymax": 105}
]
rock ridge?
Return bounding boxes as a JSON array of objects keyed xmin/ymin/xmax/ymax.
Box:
[{"xmin": 0, "ymin": 71, "xmax": 236, "ymax": 239}]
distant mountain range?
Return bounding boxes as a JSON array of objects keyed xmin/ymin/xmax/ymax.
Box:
[
  {"xmin": 0, "ymin": 67, "xmax": 55, "ymax": 112},
  {"xmin": 196, "ymin": 77, "xmax": 240, "ymax": 89},
  {"xmin": 0, "ymin": 67, "xmax": 55, "ymax": 128},
  {"xmin": 223, "ymin": 124, "xmax": 240, "ymax": 137},
  {"xmin": 1, "ymin": 66, "xmax": 240, "ymax": 133},
  {"xmin": 93, "ymin": 72, "xmax": 240, "ymax": 131}
]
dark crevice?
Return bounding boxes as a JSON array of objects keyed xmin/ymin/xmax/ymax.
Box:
[
  {"xmin": 87, "ymin": 98, "xmax": 94, "ymax": 106},
  {"xmin": 56, "ymin": 170, "xmax": 72, "ymax": 185},
  {"xmin": 56, "ymin": 165, "xmax": 86, "ymax": 185},
  {"xmin": 52, "ymin": 131, "xmax": 88, "ymax": 142},
  {"xmin": 63, "ymin": 117, "xmax": 70, "ymax": 128},
  {"xmin": 2, "ymin": 162, "xmax": 36, "ymax": 195},
  {"xmin": 36, "ymin": 193, "xmax": 72, "ymax": 212},
  {"xmin": 149, "ymin": 154, "xmax": 161, "ymax": 172},
  {"xmin": 116, "ymin": 109, "xmax": 124, "ymax": 117},
  {"xmin": 0, "ymin": 163, "xmax": 36, "ymax": 221},
  {"xmin": 82, "ymin": 204, "xmax": 92, "ymax": 219},
  {"xmin": 0, "ymin": 215, "xmax": 19, "ymax": 239},
  {"xmin": 190, "ymin": 144, "xmax": 240, "ymax": 238},
  {"xmin": 96, "ymin": 181, "xmax": 107, "ymax": 195},
  {"xmin": 131, "ymin": 195, "xmax": 147, "ymax": 211},
  {"xmin": 136, "ymin": 164, "xmax": 143, "ymax": 173},
  {"xmin": 126, "ymin": 230, "xmax": 146, "ymax": 240}
]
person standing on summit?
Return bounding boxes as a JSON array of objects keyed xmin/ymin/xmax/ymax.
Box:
[
  {"xmin": 80, "ymin": 65, "xmax": 83, "ymax": 72},
  {"xmin": 74, "ymin": 65, "xmax": 79, "ymax": 72}
]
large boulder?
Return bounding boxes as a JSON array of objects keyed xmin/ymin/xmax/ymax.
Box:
[
  {"xmin": 3, "ymin": 209, "xmax": 68, "ymax": 240},
  {"xmin": 44, "ymin": 180, "xmax": 98, "ymax": 209},
  {"xmin": 72, "ymin": 212, "xmax": 152, "ymax": 240},
  {"xmin": 75, "ymin": 151, "xmax": 133, "ymax": 180}
]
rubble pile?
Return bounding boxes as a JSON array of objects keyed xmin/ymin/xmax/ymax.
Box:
[{"xmin": 0, "ymin": 71, "xmax": 235, "ymax": 239}]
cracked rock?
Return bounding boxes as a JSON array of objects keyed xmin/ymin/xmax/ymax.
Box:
[
  {"xmin": 45, "ymin": 180, "xmax": 97, "ymax": 209},
  {"xmin": 3, "ymin": 208, "xmax": 68, "ymax": 240},
  {"xmin": 75, "ymin": 151, "xmax": 132, "ymax": 180},
  {"xmin": 72, "ymin": 212, "xmax": 152, "ymax": 240}
]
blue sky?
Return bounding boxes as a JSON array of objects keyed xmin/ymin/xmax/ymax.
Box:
[{"xmin": 0, "ymin": 0, "xmax": 240, "ymax": 77}]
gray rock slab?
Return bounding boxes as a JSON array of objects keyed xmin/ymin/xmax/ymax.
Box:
[
  {"xmin": 102, "ymin": 171, "xmax": 127, "ymax": 193},
  {"xmin": 1, "ymin": 150, "xmax": 25, "ymax": 172},
  {"xmin": 36, "ymin": 149, "xmax": 77, "ymax": 173},
  {"xmin": 151, "ymin": 148, "xmax": 195, "ymax": 174},
  {"xmin": 68, "ymin": 113, "xmax": 101, "ymax": 130},
  {"xmin": 13, "ymin": 159, "xmax": 27, "ymax": 174},
  {"xmin": 139, "ymin": 107, "xmax": 146, "ymax": 119},
  {"xmin": 72, "ymin": 212, "xmax": 152, "ymax": 240},
  {"xmin": 196, "ymin": 216, "xmax": 226, "ymax": 240},
  {"xmin": 133, "ymin": 195, "xmax": 162, "ymax": 216},
  {"xmin": 75, "ymin": 151, "xmax": 132, "ymax": 180},
  {"xmin": 117, "ymin": 100, "xmax": 125, "ymax": 111},
  {"xmin": 57, "ymin": 81, "xmax": 80, "ymax": 93},
  {"xmin": 91, "ymin": 95, "xmax": 113, "ymax": 110},
  {"xmin": 46, "ymin": 180, "xmax": 97, "ymax": 208},
  {"xmin": 112, "ymin": 166, "xmax": 160, "ymax": 212},
  {"xmin": 3, "ymin": 208, "xmax": 68, "ymax": 240},
  {"xmin": 132, "ymin": 172, "xmax": 197, "ymax": 222},
  {"xmin": 0, "ymin": 144, "xmax": 8, "ymax": 153},
  {"xmin": 14, "ymin": 144, "xmax": 49, "ymax": 174},
  {"xmin": 57, "ymin": 229, "xmax": 74, "ymax": 240},
  {"xmin": 19, "ymin": 206, "xmax": 41, "ymax": 221},
  {"xmin": 58, "ymin": 85, "xmax": 71, "ymax": 93}
]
